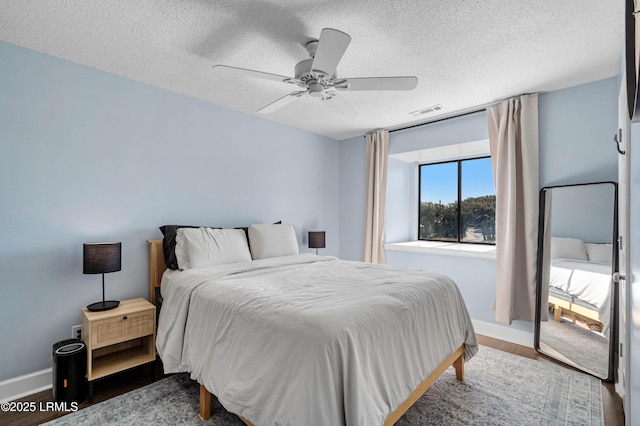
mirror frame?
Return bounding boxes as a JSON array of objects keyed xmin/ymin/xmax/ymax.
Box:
[{"xmin": 533, "ymin": 181, "xmax": 619, "ymax": 382}]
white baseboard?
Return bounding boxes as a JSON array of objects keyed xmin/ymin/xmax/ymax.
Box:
[
  {"xmin": 0, "ymin": 368, "xmax": 52, "ymax": 402},
  {"xmin": 472, "ymin": 319, "xmax": 534, "ymax": 348}
]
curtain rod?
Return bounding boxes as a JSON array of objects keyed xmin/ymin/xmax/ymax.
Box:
[{"xmin": 388, "ymin": 108, "xmax": 485, "ymax": 134}]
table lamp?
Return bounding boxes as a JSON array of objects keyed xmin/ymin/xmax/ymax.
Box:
[
  {"xmin": 308, "ymin": 231, "xmax": 326, "ymax": 255},
  {"xmin": 83, "ymin": 242, "xmax": 121, "ymax": 312}
]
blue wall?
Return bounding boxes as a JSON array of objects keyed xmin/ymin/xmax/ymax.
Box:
[
  {"xmin": 0, "ymin": 41, "xmax": 340, "ymax": 381},
  {"xmin": 547, "ymin": 183, "xmax": 616, "ymax": 244},
  {"xmin": 338, "ymin": 135, "xmax": 366, "ymax": 262},
  {"xmin": 539, "ymin": 77, "xmax": 619, "ymax": 186},
  {"xmin": 338, "ymin": 77, "xmax": 618, "ymax": 333}
]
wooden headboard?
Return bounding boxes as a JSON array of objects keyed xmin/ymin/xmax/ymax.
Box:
[{"xmin": 147, "ymin": 239, "xmax": 166, "ymax": 306}]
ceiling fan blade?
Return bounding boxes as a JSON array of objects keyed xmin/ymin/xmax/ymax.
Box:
[
  {"xmin": 212, "ymin": 65, "xmax": 291, "ymax": 83},
  {"xmin": 337, "ymin": 76, "xmax": 418, "ymax": 91},
  {"xmin": 311, "ymin": 28, "xmax": 351, "ymax": 78},
  {"xmin": 323, "ymin": 93, "xmax": 357, "ymax": 117},
  {"xmin": 258, "ymin": 91, "xmax": 306, "ymax": 114}
]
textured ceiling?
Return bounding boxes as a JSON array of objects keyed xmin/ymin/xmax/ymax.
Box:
[{"xmin": 0, "ymin": 0, "xmax": 624, "ymax": 140}]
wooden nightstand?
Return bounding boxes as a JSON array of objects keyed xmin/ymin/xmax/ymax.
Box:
[{"xmin": 81, "ymin": 298, "xmax": 156, "ymax": 402}]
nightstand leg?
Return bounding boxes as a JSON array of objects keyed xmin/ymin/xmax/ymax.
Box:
[{"xmin": 88, "ymin": 381, "xmax": 93, "ymax": 403}]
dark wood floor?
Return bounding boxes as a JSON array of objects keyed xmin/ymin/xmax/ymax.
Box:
[
  {"xmin": 1, "ymin": 361, "xmax": 165, "ymax": 426},
  {"xmin": 1, "ymin": 335, "xmax": 624, "ymax": 425}
]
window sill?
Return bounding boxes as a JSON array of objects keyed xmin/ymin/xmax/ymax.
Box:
[{"xmin": 384, "ymin": 241, "xmax": 496, "ymax": 260}]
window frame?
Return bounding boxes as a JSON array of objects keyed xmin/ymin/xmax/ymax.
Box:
[{"xmin": 417, "ymin": 155, "xmax": 495, "ymax": 245}]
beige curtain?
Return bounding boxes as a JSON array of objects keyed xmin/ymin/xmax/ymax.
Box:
[
  {"xmin": 487, "ymin": 94, "xmax": 539, "ymax": 324},
  {"xmin": 363, "ymin": 130, "xmax": 389, "ymax": 264}
]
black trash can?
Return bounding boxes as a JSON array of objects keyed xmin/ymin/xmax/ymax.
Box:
[{"xmin": 52, "ymin": 338, "xmax": 87, "ymax": 403}]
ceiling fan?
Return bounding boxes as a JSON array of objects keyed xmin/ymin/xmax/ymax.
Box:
[{"xmin": 212, "ymin": 28, "xmax": 418, "ymax": 116}]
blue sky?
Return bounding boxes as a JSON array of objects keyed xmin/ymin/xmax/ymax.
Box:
[{"xmin": 420, "ymin": 157, "xmax": 495, "ymax": 204}]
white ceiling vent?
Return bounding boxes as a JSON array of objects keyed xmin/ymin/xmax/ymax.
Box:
[{"xmin": 410, "ymin": 104, "xmax": 445, "ymax": 117}]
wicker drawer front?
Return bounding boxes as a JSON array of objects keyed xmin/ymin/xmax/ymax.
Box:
[{"xmin": 92, "ymin": 310, "xmax": 154, "ymax": 348}]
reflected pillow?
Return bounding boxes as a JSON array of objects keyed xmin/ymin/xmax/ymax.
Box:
[
  {"xmin": 175, "ymin": 228, "xmax": 252, "ymax": 270},
  {"xmin": 248, "ymin": 223, "xmax": 299, "ymax": 260},
  {"xmin": 550, "ymin": 237, "xmax": 588, "ymax": 261},
  {"xmin": 585, "ymin": 243, "xmax": 612, "ymax": 264}
]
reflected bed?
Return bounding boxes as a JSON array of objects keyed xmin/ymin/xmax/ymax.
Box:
[{"xmin": 547, "ymin": 237, "xmax": 612, "ymax": 332}]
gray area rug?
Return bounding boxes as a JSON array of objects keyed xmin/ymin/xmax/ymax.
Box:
[
  {"xmin": 540, "ymin": 318, "xmax": 609, "ymax": 378},
  {"xmin": 42, "ymin": 346, "xmax": 603, "ymax": 425}
]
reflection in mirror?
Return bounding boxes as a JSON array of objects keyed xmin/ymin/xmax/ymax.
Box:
[{"xmin": 535, "ymin": 182, "xmax": 617, "ymax": 380}]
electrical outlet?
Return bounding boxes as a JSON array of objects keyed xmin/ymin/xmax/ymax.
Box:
[{"xmin": 71, "ymin": 325, "xmax": 82, "ymax": 340}]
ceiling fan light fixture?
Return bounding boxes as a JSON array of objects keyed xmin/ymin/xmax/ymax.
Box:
[{"xmin": 308, "ymin": 82, "xmax": 324, "ymax": 98}]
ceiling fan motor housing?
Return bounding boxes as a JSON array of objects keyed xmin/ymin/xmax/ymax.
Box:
[{"xmin": 295, "ymin": 58, "xmax": 336, "ymax": 82}]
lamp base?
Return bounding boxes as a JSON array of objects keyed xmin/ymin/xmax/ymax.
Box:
[{"xmin": 87, "ymin": 300, "xmax": 120, "ymax": 312}]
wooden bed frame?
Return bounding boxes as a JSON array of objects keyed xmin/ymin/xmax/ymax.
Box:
[
  {"xmin": 147, "ymin": 239, "xmax": 465, "ymax": 425},
  {"xmin": 548, "ymin": 295, "xmax": 603, "ymax": 331}
]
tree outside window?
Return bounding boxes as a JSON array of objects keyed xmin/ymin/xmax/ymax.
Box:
[{"xmin": 419, "ymin": 157, "xmax": 496, "ymax": 244}]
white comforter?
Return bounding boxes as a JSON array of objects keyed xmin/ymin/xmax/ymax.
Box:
[
  {"xmin": 549, "ymin": 258, "xmax": 611, "ymax": 328},
  {"xmin": 156, "ymin": 254, "xmax": 478, "ymax": 426}
]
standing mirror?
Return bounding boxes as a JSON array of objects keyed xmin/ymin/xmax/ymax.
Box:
[{"xmin": 534, "ymin": 182, "xmax": 618, "ymax": 381}]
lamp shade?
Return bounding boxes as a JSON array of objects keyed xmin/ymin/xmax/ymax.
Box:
[
  {"xmin": 308, "ymin": 231, "xmax": 326, "ymax": 249},
  {"xmin": 83, "ymin": 242, "xmax": 121, "ymax": 274}
]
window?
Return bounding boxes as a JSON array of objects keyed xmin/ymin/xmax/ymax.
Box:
[{"xmin": 419, "ymin": 157, "xmax": 496, "ymax": 244}]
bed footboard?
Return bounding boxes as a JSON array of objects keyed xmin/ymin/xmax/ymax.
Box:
[
  {"xmin": 548, "ymin": 294, "xmax": 603, "ymax": 330},
  {"xmin": 384, "ymin": 344, "xmax": 465, "ymax": 425},
  {"xmin": 199, "ymin": 344, "xmax": 466, "ymax": 425}
]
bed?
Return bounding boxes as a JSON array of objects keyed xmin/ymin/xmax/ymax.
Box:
[
  {"xmin": 148, "ymin": 224, "xmax": 478, "ymax": 425},
  {"xmin": 547, "ymin": 237, "xmax": 612, "ymax": 332}
]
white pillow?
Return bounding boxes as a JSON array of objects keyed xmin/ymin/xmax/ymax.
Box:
[
  {"xmin": 585, "ymin": 243, "xmax": 612, "ymax": 264},
  {"xmin": 550, "ymin": 237, "xmax": 588, "ymax": 261},
  {"xmin": 175, "ymin": 228, "xmax": 252, "ymax": 269},
  {"xmin": 248, "ymin": 223, "xmax": 299, "ymax": 260}
]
